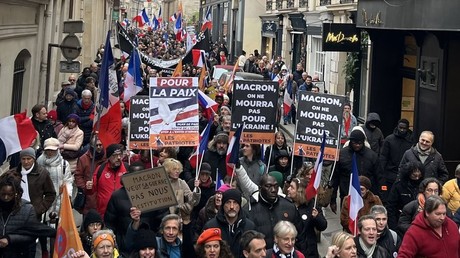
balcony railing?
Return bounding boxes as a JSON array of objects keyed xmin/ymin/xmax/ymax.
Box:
[
  {"xmin": 340, "ymin": 0, "xmax": 354, "ymax": 3},
  {"xmin": 276, "ymin": 0, "xmax": 283, "ymax": 9},
  {"xmin": 266, "ymin": 0, "xmax": 273, "ymax": 11},
  {"xmin": 320, "ymin": 0, "xmax": 331, "ymax": 5},
  {"xmin": 299, "ymin": 0, "xmax": 308, "ymax": 8},
  {"xmin": 286, "ymin": 0, "xmax": 294, "ymax": 8}
]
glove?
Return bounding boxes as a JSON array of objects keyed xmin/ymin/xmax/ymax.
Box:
[{"xmin": 330, "ymin": 202, "xmax": 337, "ymax": 214}]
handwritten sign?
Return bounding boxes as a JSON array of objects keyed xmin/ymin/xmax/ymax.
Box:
[
  {"xmin": 121, "ymin": 167, "xmax": 178, "ymax": 212},
  {"xmin": 294, "ymin": 92, "xmax": 346, "ymax": 161},
  {"xmin": 322, "ymin": 23, "xmax": 360, "ymax": 52},
  {"xmin": 129, "ymin": 96, "xmax": 150, "ymax": 150},
  {"xmin": 231, "ymin": 80, "xmax": 278, "ymax": 144}
]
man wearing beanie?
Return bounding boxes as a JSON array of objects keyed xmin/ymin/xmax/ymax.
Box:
[
  {"xmin": 203, "ymin": 189, "xmax": 256, "ymax": 257},
  {"xmin": 330, "ymin": 129, "xmax": 382, "ymax": 214},
  {"xmin": 56, "ymin": 88, "xmax": 77, "ymax": 123},
  {"xmin": 340, "ymin": 176, "xmax": 382, "ymax": 233},
  {"xmin": 85, "ymin": 143, "xmax": 127, "ymax": 218},
  {"xmin": 203, "ymin": 133, "xmax": 229, "ymax": 181}
]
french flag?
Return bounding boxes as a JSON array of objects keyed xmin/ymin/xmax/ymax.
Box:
[
  {"xmin": 174, "ymin": 13, "xmax": 183, "ymax": 41},
  {"xmin": 305, "ymin": 132, "xmax": 326, "ymax": 201},
  {"xmin": 198, "ymin": 90, "xmax": 218, "ymax": 120},
  {"xmin": 189, "ymin": 120, "xmax": 213, "ymax": 169},
  {"xmin": 121, "ymin": 18, "xmax": 130, "ymax": 27},
  {"xmin": 157, "ymin": 6, "xmax": 163, "ymax": 25},
  {"xmin": 283, "ymin": 79, "xmax": 293, "ymax": 116},
  {"xmin": 192, "ymin": 49, "xmax": 206, "ymax": 67},
  {"xmin": 226, "ymin": 125, "xmax": 243, "ymax": 176},
  {"xmin": 133, "ymin": 9, "xmax": 150, "ymax": 27},
  {"xmin": 123, "ymin": 47, "xmax": 142, "ymax": 102},
  {"xmin": 0, "ymin": 112, "xmax": 37, "ymax": 165},
  {"xmin": 169, "ymin": 13, "xmax": 177, "ymax": 22},
  {"xmin": 348, "ymin": 153, "xmax": 364, "ymax": 236},
  {"xmin": 151, "ymin": 15, "xmax": 160, "ymax": 31},
  {"xmin": 201, "ymin": 6, "xmax": 212, "ymax": 32}
]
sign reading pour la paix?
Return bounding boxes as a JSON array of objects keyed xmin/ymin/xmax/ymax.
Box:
[{"xmin": 294, "ymin": 92, "xmax": 346, "ymax": 161}]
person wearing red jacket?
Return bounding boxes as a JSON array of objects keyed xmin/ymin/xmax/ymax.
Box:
[
  {"xmin": 398, "ymin": 195, "xmax": 460, "ymax": 258},
  {"xmin": 85, "ymin": 144, "xmax": 127, "ymax": 218}
]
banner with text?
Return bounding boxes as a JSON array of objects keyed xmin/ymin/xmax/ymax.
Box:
[
  {"xmin": 122, "ymin": 167, "xmax": 178, "ymax": 212},
  {"xmin": 294, "ymin": 92, "xmax": 346, "ymax": 161},
  {"xmin": 231, "ymin": 80, "xmax": 278, "ymax": 144},
  {"xmin": 149, "ymin": 77, "xmax": 199, "ymax": 147},
  {"xmin": 129, "ymin": 96, "xmax": 150, "ymax": 149}
]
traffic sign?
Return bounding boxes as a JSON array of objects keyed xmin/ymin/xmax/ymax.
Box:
[
  {"xmin": 60, "ymin": 61, "xmax": 81, "ymax": 73},
  {"xmin": 60, "ymin": 35, "xmax": 81, "ymax": 60}
]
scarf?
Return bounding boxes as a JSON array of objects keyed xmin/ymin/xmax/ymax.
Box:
[
  {"xmin": 200, "ymin": 177, "xmax": 213, "ymax": 188},
  {"xmin": 359, "ymin": 237, "xmax": 376, "ymax": 258},
  {"xmin": 81, "ymin": 100, "xmax": 93, "ymax": 110},
  {"xmin": 343, "ymin": 112, "xmax": 351, "ymax": 137},
  {"xmin": 273, "ymin": 243, "xmax": 294, "ymax": 258},
  {"xmin": 21, "ymin": 163, "xmax": 35, "ymax": 202},
  {"xmin": 417, "ymin": 193, "xmax": 426, "ymax": 212},
  {"xmin": 416, "ymin": 144, "xmax": 431, "ymax": 164}
]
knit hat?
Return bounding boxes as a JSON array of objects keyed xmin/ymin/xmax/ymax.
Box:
[
  {"xmin": 67, "ymin": 113, "xmax": 80, "ymax": 124},
  {"xmin": 197, "ymin": 228, "xmax": 222, "ymax": 245},
  {"xmin": 83, "ymin": 209, "xmax": 104, "ymax": 230},
  {"xmin": 349, "ymin": 130, "xmax": 366, "ymax": 142},
  {"xmin": 44, "ymin": 138, "xmax": 60, "ymax": 151},
  {"xmin": 106, "ymin": 143, "xmax": 122, "ymax": 158},
  {"xmin": 213, "ymin": 133, "xmax": 229, "ymax": 144},
  {"xmin": 47, "ymin": 110, "xmax": 57, "ymax": 121},
  {"xmin": 220, "ymin": 106, "xmax": 231, "ymax": 114},
  {"xmin": 133, "ymin": 229, "xmax": 158, "ymax": 251},
  {"xmin": 64, "ymin": 88, "xmax": 76, "ymax": 98},
  {"xmin": 268, "ymin": 171, "xmax": 284, "ymax": 186},
  {"xmin": 20, "ymin": 147, "xmax": 36, "ymax": 160},
  {"xmin": 217, "ymin": 184, "xmax": 232, "ymax": 193},
  {"xmin": 222, "ymin": 189, "xmax": 242, "ymax": 207},
  {"xmin": 200, "ymin": 162, "xmax": 212, "ymax": 174},
  {"xmin": 359, "ymin": 176, "xmax": 372, "ymax": 190}
]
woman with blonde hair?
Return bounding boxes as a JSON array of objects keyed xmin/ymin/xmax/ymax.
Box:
[
  {"xmin": 325, "ymin": 232, "xmax": 357, "ymax": 258},
  {"xmin": 163, "ymin": 158, "xmax": 201, "ymax": 217}
]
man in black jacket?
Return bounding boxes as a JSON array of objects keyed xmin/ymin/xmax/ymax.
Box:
[
  {"xmin": 203, "ymin": 189, "xmax": 256, "ymax": 257},
  {"xmin": 355, "ymin": 215, "xmax": 390, "ymax": 258},
  {"xmin": 202, "ymin": 133, "xmax": 228, "ymax": 181}
]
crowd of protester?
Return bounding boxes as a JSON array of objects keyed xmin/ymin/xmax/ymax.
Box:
[{"xmin": 2, "ymin": 34, "xmax": 460, "ymax": 258}]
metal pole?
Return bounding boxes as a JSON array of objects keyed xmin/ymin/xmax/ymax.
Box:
[{"xmin": 45, "ymin": 43, "xmax": 60, "ymax": 108}]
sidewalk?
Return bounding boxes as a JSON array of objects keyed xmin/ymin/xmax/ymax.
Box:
[{"xmin": 279, "ymin": 122, "xmax": 343, "ymax": 257}]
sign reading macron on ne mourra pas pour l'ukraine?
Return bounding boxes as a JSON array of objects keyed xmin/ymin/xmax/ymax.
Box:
[
  {"xmin": 295, "ymin": 92, "xmax": 346, "ymax": 161},
  {"xmin": 149, "ymin": 77, "xmax": 199, "ymax": 148},
  {"xmin": 121, "ymin": 167, "xmax": 178, "ymax": 212},
  {"xmin": 129, "ymin": 96, "xmax": 150, "ymax": 150},
  {"xmin": 231, "ymin": 80, "xmax": 279, "ymax": 144}
]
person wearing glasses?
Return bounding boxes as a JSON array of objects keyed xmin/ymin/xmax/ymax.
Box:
[
  {"xmin": 397, "ymin": 177, "xmax": 442, "ymax": 236},
  {"xmin": 80, "ymin": 209, "xmax": 104, "ymax": 255}
]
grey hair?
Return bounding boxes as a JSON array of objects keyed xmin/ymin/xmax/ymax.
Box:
[
  {"xmin": 273, "ymin": 220, "xmax": 297, "ymax": 238},
  {"xmin": 370, "ymin": 205, "xmax": 388, "ymax": 216},
  {"xmin": 82, "ymin": 89, "xmax": 92, "ymax": 97}
]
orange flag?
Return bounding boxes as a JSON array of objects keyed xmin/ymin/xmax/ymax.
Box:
[
  {"xmin": 53, "ymin": 187, "xmax": 83, "ymax": 258},
  {"xmin": 199, "ymin": 65, "xmax": 207, "ymax": 91},
  {"xmin": 172, "ymin": 59, "xmax": 183, "ymax": 77},
  {"xmin": 223, "ymin": 57, "xmax": 240, "ymax": 93}
]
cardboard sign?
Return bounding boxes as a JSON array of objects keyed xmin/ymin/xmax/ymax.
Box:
[
  {"xmin": 129, "ymin": 96, "xmax": 150, "ymax": 149},
  {"xmin": 121, "ymin": 167, "xmax": 178, "ymax": 212},
  {"xmin": 149, "ymin": 77, "xmax": 199, "ymax": 147},
  {"xmin": 294, "ymin": 92, "xmax": 346, "ymax": 161},
  {"xmin": 230, "ymin": 80, "xmax": 278, "ymax": 144}
]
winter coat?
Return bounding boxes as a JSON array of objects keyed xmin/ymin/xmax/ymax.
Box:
[
  {"xmin": 442, "ymin": 178, "xmax": 460, "ymax": 215},
  {"xmin": 85, "ymin": 161, "xmax": 127, "ymax": 217},
  {"xmin": 58, "ymin": 125, "xmax": 84, "ymax": 171},
  {"xmin": 354, "ymin": 236, "xmax": 390, "ymax": 258},
  {"xmin": 36, "ymin": 153, "xmax": 73, "ymax": 219},
  {"xmin": 187, "ymin": 178, "xmax": 215, "ymax": 222},
  {"xmin": 340, "ymin": 191, "xmax": 382, "ymax": 232},
  {"xmin": 386, "ymin": 172, "xmax": 421, "ymax": 230},
  {"xmin": 399, "ymin": 145, "xmax": 449, "ymax": 184},
  {"xmin": 376, "ymin": 227, "xmax": 401, "ymax": 258},
  {"xmin": 332, "ymin": 146, "xmax": 383, "ymax": 202},
  {"xmin": 202, "ymin": 148, "xmax": 227, "ymax": 181},
  {"xmin": 194, "ymin": 195, "xmax": 219, "ymax": 241},
  {"xmin": 56, "ymin": 99, "xmax": 77, "ymax": 123},
  {"xmin": 380, "ymin": 127, "xmax": 414, "ymax": 184},
  {"xmin": 397, "ymin": 199, "xmax": 420, "ymax": 236},
  {"xmin": 169, "ymin": 178, "xmax": 201, "ymax": 215},
  {"xmin": 361, "ymin": 113, "xmax": 384, "ymax": 155},
  {"xmin": 9, "ymin": 164, "xmax": 57, "ymax": 220},
  {"xmin": 264, "ymin": 145, "xmax": 292, "ymax": 167},
  {"xmin": 203, "ymin": 206, "xmax": 256, "ymax": 257},
  {"xmin": 398, "ymin": 212, "xmax": 460, "ymax": 258},
  {"xmin": 296, "ymin": 201, "xmax": 328, "ymax": 258},
  {"xmin": 240, "ymin": 156, "xmax": 266, "ymax": 186},
  {"xmin": 246, "ymin": 195, "xmax": 302, "ymax": 248},
  {"xmin": 75, "ymin": 100, "xmax": 94, "ymax": 145},
  {"xmin": 268, "ymin": 152, "xmax": 292, "ymax": 183},
  {"xmin": 32, "ymin": 118, "xmax": 56, "ymax": 151},
  {"xmin": 74, "ymin": 149, "xmax": 106, "ymax": 215}
]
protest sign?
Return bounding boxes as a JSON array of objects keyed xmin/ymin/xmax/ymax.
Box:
[
  {"xmin": 294, "ymin": 92, "xmax": 346, "ymax": 161},
  {"xmin": 149, "ymin": 77, "xmax": 199, "ymax": 147},
  {"xmin": 129, "ymin": 96, "xmax": 150, "ymax": 149},
  {"xmin": 231, "ymin": 80, "xmax": 278, "ymax": 144},
  {"xmin": 121, "ymin": 167, "xmax": 178, "ymax": 212}
]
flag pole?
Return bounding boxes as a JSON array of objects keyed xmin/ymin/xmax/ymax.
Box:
[
  {"xmin": 266, "ymin": 145, "xmax": 273, "ymax": 174},
  {"xmin": 289, "ymin": 120, "xmax": 299, "ymax": 176},
  {"xmin": 329, "ymin": 125, "xmax": 342, "ymax": 181}
]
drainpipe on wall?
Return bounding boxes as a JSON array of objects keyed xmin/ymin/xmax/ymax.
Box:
[
  {"xmin": 40, "ymin": 0, "xmax": 54, "ymax": 110},
  {"xmin": 235, "ymin": 0, "xmax": 245, "ymax": 59}
]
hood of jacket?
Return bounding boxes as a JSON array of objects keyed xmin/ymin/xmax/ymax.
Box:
[{"xmin": 365, "ymin": 112, "xmax": 381, "ymax": 129}]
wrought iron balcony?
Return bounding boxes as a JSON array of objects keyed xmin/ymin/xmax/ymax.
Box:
[
  {"xmin": 266, "ymin": 0, "xmax": 273, "ymax": 11},
  {"xmin": 320, "ymin": 0, "xmax": 331, "ymax": 5},
  {"xmin": 299, "ymin": 0, "xmax": 308, "ymax": 8},
  {"xmin": 286, "ymin": 0, "xmax": 294, "ymax": 8},
  {"xmin": 340, "ymin": 0, "xmax": 354, "ymax": 3},
  {"xmin": 276, "ymin": 0, "xmax": 283, "ymax": 9}
]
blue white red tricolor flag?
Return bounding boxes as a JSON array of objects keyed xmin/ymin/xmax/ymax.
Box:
[
  {"xmin": 189, "ymin": 119, "xmax": 213, "ymax": 169},
  {"xmin": 174, "ymin": 13, "xmax": 183, "ymax": 41},
  {"xmin": 157, "ymin": 6, "xmax": 163, "ymax": 25},
  {"xmin": 133, "ymin": 9, "xmax": 150, "ymax": 27},
  {"xmin": 0, "ymin": 112, "xmax": 37, "ymax": 165},
  {"xmin": 198, "ymin": 90, "xmax": 218, "ymax": 120},
  {"xmin": 305, "ymin": 132, "xmax": 326, "ymax": 201},
  {"xmin": 226, "ymin": 125, "xmax": 244, "ymax": 176},
  {"xmin": 123, "ymin": 47, "xmax": 143, "ymax": 102},
  {"xmin": 201, "ymin": 6, "xmax": 212, "ymax": 32},
  {"xmin": 348, "ymin": 153, "xmax": 364, "ymax": 236}
]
